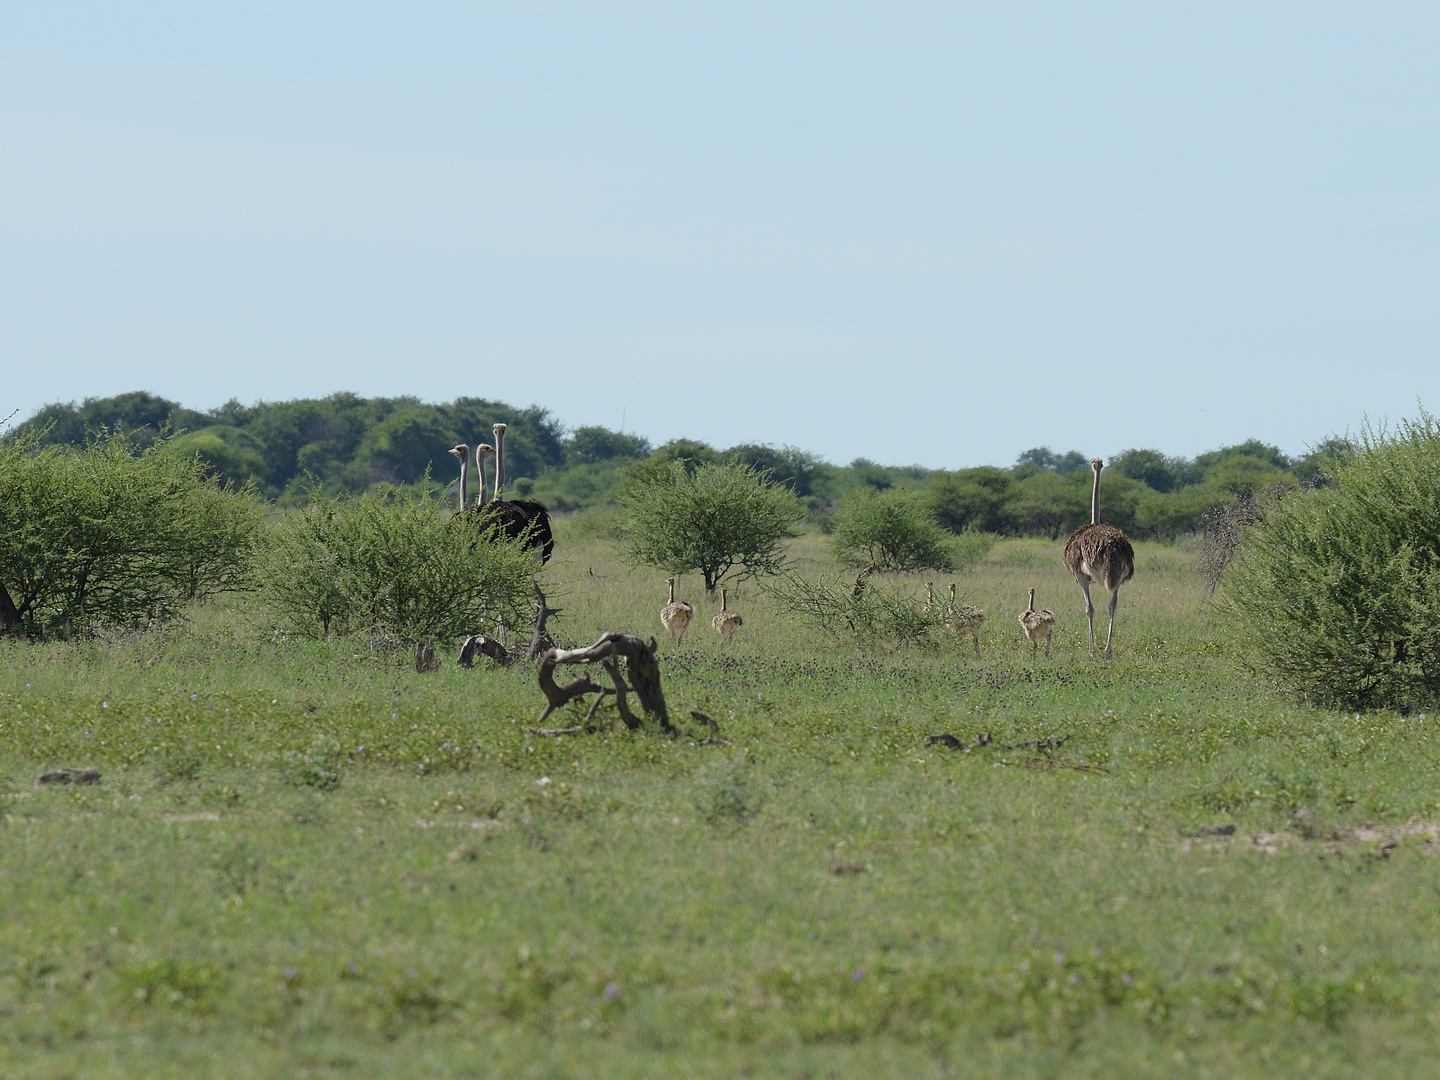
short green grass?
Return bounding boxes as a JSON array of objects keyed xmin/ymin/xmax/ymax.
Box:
[{"xmin": 3, "ymin": 527, "xmax": 1440, "ymax": 1078}]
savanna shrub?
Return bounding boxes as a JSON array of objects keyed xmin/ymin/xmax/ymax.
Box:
[
  {"xmin": 1225, "ymin": 415, "xmax": 1440, "ymax": 708},
  {"xmin": 766, "ymin": 571, "xmax": 950, "ymax": 648},
  {"xmin": 260, "ymin": 483, "xmax": 539, "ymax": 641},
  {"xmin": 620, "ymin": 460, "xmax": 801, "ymax": 594},
  {"xmin": 832, "ymin": 488, "xmax": 992, "ymax": 572},
  {"xmin": 0, "ymin": 431, "xmax": 262, "ymax": 635}
]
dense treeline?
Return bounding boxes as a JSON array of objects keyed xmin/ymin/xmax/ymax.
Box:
[{"xmin": 11, "ymin": 390, "xmax": 1350, "ymax": 539}]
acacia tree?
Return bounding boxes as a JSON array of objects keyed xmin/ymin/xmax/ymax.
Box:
[{"xmin": 620, "ymin": 461, "xmax": 801, "ymax": 594}]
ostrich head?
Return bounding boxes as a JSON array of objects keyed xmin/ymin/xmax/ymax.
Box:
[
  {"xmin": 447, "ymin": 444, "xmax": 469, "ymax": 512},
  {"xmin": 1090, "ymin": 458, "xmax": 1104, "ymax": 472}
]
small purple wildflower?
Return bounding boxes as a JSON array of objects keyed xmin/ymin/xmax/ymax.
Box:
[
  {"xmin": 604, "ymin": 981, "xmax": 621, "ymax": 1001},
  {"xmin": 406, "ymin": 969, "xmax": 418, "ymax": 980},
  {"xmin": 1069, "ymin": 973, "xmax": 1081, "ymax": 986},
  {"xmin": 851, "ymin": 968, "xmax": 866, "ymax": 982},
  {"xmin": 1122, "ymin": 972, "xmax": 1133, "ymax": 985},
  {"xmin": 1019, "ymin": 961, "xmax": 1029, "ymax": 973},
  {"xmin": 190, "ymin": 694, "xmax": 197, "ymax": 701},
  {"xmin": 1093, "ymin": 946, "xmax": 1102, "ymax": 957},
  {"xmin": 347, "ymin": 962, "xmax": 360, "ymax": 976},
  {"xmin": 284, "ymin": 967, "xmax": 297, "ymax": 980},
  {"xmin": 1053, "ymin": 952, "xmax": 1065, "ymax": 966},
  {"xmin": 102, "ymin": 701, "xmax": 109, "ymax": 709}
]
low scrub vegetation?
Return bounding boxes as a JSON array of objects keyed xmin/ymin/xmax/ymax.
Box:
[
  {"xmin": 1225, "ymin": 415, "xmax": 1440, "ymax": 709},
  {"xmin": 0, "ymin": 430, "xmax": 260, "ymax": 636},
  {"xmin": 261, "ymin": 484, "xmax": 541, "ymax": 642}
]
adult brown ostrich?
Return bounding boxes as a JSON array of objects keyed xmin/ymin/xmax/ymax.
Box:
[
  {"xmin": 473, "ymin": 423, "xmax": 554, "ymax": 563},
  {"xmin": 1062, "ymin": 458, "xmax": 1135, "ymax": 659}
]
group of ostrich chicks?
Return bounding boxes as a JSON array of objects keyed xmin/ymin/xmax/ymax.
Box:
[{"xmin": 656, "ymin": 457, "xmax": 1136, "ymax": 661}]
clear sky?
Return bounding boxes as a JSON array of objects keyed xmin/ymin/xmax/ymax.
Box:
[{"xmin": 2, "ymin": 3, "xmax": 1437, "ymax": 467}]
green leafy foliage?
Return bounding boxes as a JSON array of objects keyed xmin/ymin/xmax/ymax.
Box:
[
  {"xmin": 1224, "ymin": 415, "xmax": 1440, "ymax": 709},
  {"xmin": 831, "ymin": 489, "xmax": 972, "ymax": 572},
  {"xmin": 620, "ymin": 461, "xmax": 801, "ymax": 593},
  {"xmin": 260, "ymin": 483, "xmax": 540, "ymax": 641},
  {"xmin": 0, "ymin": 432, "xmax": 262, "ymax": 635},
  {"xmin": 765, "ymin": 571, "xmax": 948, "ymax": 648}
]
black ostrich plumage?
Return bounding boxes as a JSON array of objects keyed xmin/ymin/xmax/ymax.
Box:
[{"xmin": 469, "ymin": 499, "xmax": 554, "ymax": 563}]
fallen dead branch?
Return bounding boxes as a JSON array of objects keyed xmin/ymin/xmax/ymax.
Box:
[
  {"xmin": 38, "ymin": 768, "xmax": 101, "ymax": 785},
  {"xmin": 536, "ymin": 631, "xmax": 675, "ymax": 734},
  {"xmin": 925, "ymin": 732, "xmax": 992, "ymax": 751},
  {"xmin": 1018, "ymin": 755, "xmax": 1109, "ymax": 774}
]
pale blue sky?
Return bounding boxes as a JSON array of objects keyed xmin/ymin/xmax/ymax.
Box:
[{"xmin": 2, "ymin": 3, "xmax": 1436, "ymax": 466}]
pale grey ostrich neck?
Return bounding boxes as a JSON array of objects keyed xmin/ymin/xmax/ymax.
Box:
[
  {"xmin": 1089, "ymin": 459, "xmax": 1104, "ymax": 525},
  {"xmin": 447, "ymin": 444, "xmax": 469, "ymax": 514},
  {"xmin": 473, "ymin": 444, "xmax": 494, "ymax": 508},
  {"xmin": 492, "ymin": 423, "xmax": 508, "ymax": 501}
]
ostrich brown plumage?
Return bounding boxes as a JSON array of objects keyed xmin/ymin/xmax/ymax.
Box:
[
  {"xmin": 660, "ymin": 577, "xmax": 695, "ymax": 645},
  {"xmin": 1062, "ymin": 458, "xmax": 1135, "ymax": 658},
  {"xmin": 712, "ymin": 586, "xmax": 743, "ymax": 641},
  {"xmin": 1018, "ymin": 586, "xmax": 1057, "ymax": 658},
  {"xmin": 944, "ymin": 582, "xmax": 984, "ymax": 654}
]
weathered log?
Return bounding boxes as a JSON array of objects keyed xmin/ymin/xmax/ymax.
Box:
[
  {"xmin": 458, "ymin": 634, "xmax": 509, "ymax": 668},
  {"xmin": 414, "ymin": 642, "xmax": 440, "ymax": 673},
  {"xmin": 536, "ymin": 632, "xmax": 673, "ymax": 732}
]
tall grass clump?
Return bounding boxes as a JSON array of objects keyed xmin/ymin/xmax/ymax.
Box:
[
  {"xmin": 1225, "ymin": 414, "xmax": 1440, "ymax": 709},
  {"xmin": 0, "ymin": 430, "xmax": 262, "ymax": 635},
  {"xmin": 831, "ymin": 487, "xmax": 994, "ymax": 573},
  {"xmin": 261, "ymin": 484, "xmax": 540, "ymax": 641}
]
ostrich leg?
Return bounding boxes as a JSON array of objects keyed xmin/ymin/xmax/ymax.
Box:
[
  {"xmin": 1105, "ymin": 587, "xmax": 1120, "ymax": 660},
  {"xmin": 1076, "ymin": 578, "xmax": 1096, "ymax": 658}
]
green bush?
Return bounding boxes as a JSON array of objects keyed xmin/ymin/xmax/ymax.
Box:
[
  {"xmin": 1224, "ymin": 415, "xmax": 1440, "ymax": 709},
  {"xmin": 831, "ymin": 488, "xmax": 982, "ymax": 572},
  {"xmin": 765, "ymin": 571, "xmax": 948, "ymax": 649},
  {"xmin": 0, "ymin": 432, "xmax": 262, "ymax": 635},
  {"xmin": 620, "ymin": 461, "xmax": 801, "ymax": 594},
  {"xmin": 260, "ymin": 483, "xmax": 540, "ymax": 641}
]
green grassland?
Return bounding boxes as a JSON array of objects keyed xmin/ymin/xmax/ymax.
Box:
[{"xmin": 3, "ymin": 523, "xmax": 1439, "ymax": 1077}]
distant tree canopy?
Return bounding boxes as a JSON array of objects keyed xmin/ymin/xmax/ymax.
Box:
[
  {"xmin": 9, "ymin": 391, "xmax": 1332, "ymax": 541},
  {"xmin": 13, "ymin": 392, "xmax": 566, "ymax": 499}
]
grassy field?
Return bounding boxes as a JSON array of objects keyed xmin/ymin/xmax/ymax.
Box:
[{"xmin": 3, "ymin": 523, "xmax": 1440, "ymax": 1077}]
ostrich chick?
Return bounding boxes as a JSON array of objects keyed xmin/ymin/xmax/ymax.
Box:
[
  {"xmin": 712, "ymin": 587, "xmax": 743, "ymax": 641},
  {"xmin": 660, "ymin": 577, "xmax": 695, "ymax": 645},
  {"xmin": 944, "ymin": 582, "xmax": 985, "ymax": 654},
  {"xmin": 1018, "ymin": 587, "xmax": 1057, "ymax": 658}
]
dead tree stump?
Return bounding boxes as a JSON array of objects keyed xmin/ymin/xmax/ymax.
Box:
[
  {"xmin": 535, "ymin": 632, "xmax": 673, "ymax": 733},
  {"xmin": 524, "ymin": 583, "xmax": 560, "ymax": 661},
  {"xmin": 414, "ymin": 642, "xmax": 440, "ymax": 673}
]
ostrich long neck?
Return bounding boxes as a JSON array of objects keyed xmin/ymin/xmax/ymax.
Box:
[
  {"xmin": 1027, "ymin": 589, "xmax": 1036, "ymax": 613},
  {"xmin": 456, "ymin": 457, "xmax": 467, "ymax": 514},
  {"xmin": 493, "ymin": 425, "xmax": 506, "ymax": 501},
  {"xmin": 1090, "ymin": 465, "xmax": 1101, "ymax": 525},
  {"xmin": 474, "ymin": 455, "xmax": 489, "ymax": 507},
  {"xmin": 668, "ymin": 580, "xmax": 676, "ymax": 604}
]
